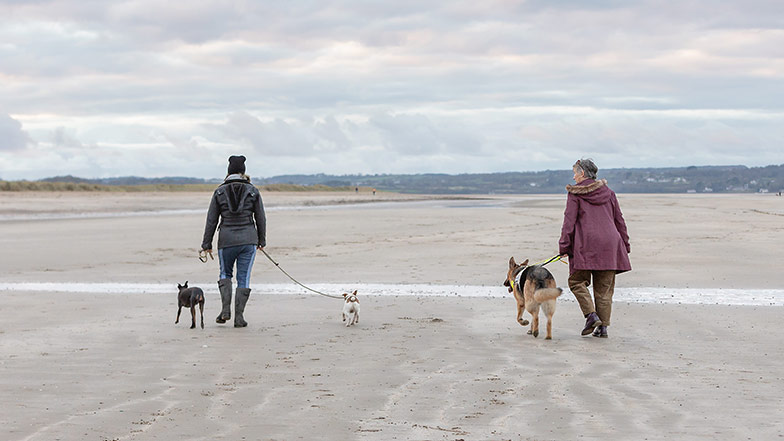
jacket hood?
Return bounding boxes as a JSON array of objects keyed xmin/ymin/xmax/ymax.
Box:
[
  {"xmin": 566, "ymin": 179, "xmax": 612, "ymax": 205},
  {"xmin": 220, "ymin": 175, "xmax": 254, "ymax": 213}
]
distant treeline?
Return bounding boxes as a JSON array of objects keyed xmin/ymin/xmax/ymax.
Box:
[
  {"xmin": 2, "ymin": 164, "xmax": 783, "ymax": 193},
  {"xmin": 259, "ymin": 164, "xmax": 784, "ymax": 194}
]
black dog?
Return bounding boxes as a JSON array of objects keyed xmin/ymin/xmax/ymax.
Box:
[{"xmin": 176, "ymin": 281, "xmax": 205, "ymax": 329}]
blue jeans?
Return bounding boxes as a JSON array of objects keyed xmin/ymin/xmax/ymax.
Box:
[{"xmin": 218, "ymin": 245, "xmax": 257, "ymax": 288}]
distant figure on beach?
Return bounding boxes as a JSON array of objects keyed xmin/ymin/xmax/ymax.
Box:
[
  {"xmin": 558, "ymin": 158, "xmax": 631, "ymax": 338},
  {"xmin": 372, "ymin": 188, "xmax": 376, "ymax": 195},
  {"xmin": 201, "ymin": 155, "xmax": 266, "ymax": 328}
]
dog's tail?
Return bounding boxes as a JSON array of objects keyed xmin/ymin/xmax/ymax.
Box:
[{"xmin": 534, "ymin": 287, "xmax": 563, "ymax": 302}]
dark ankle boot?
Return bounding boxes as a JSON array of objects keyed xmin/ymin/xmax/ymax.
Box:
[
  {"xmin": 593, "ymin": 325, "xmax": 608, "ymax": 338},
  {"xmin": 234, "ymin": 287, "xmax": 251, "ymax": 328},
  {"xmin": 215, "ymin": 278, "xmax": 232, "ymax": 324},
  {"xmin": 581, "ymin": 312, "xmax": 602, "ymax": 336}
]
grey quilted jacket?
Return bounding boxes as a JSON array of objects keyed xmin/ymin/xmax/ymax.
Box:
[{"xmin": 201, "ymin": 175, "xmax": 266, "ymax": 250}]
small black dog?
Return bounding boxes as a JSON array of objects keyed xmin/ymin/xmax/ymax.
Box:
[{"xmin": 176, "ymin": 281, "xmax": 205, "ymax": 329}]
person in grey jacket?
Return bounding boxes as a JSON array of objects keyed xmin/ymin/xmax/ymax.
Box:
[{"xmin": 201, "ymin": 155, "xmax": 266, "ymax": 327}]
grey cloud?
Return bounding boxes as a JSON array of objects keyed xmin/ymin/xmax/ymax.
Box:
[
  {"xmin": 370, "ymin": 113, "xmax": 443, "ymax": 155},
  {"xmin": 0, "ymin": 113, "xmax": 31, "ymax": 151},
  {"xmin": 3, "ymin": 0, "xmax": 782, "ymax": 115},
  {"xmin": 369, "ymin": 113, "xmax": 483, "ymax": 155},
  {"xmin": 2, "ymin": 0, "xmax": 783, "ymax": 179},
  {"xmin": 50, "ymin": 127, "xmax": 84, "ymax": 148},
  {"xmin": 218, "ymin": 111, "xmax": 316, "ymax": 156},
  {"xmin": 206, "ymin": 111, "xmax": 484, "ymax": 160},
  {"xmin": 312, "ymin": 116, "xmax": 351, "ymax": 150}
]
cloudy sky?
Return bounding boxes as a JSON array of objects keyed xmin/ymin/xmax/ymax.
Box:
[{"xmin": 1, "ymin": 0, "xmax": 783, "ymax": 180}]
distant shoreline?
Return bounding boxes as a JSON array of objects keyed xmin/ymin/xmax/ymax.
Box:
[
  {"xmin": 2, "ymin": 180, "xmax": 783, "ymax": 195},
  {"xmin": 3, "ymin": 163, "xmax": 783, "ymax": 193}
]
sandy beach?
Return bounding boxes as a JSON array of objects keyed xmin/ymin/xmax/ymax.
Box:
[{"xmin": 1, "ymin": 190, "xmax": 783, "ymax": 440}]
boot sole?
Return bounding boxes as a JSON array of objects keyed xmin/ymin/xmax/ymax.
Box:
[
  {"xmin": 581, "ymin": 321, "xmax": 603, "ymax": 335},
  {"xmin": 215, "ymin": 315, "xmax": 231, "ymax": 324}
]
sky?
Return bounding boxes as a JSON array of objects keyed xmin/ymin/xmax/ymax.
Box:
[{"xmin": 1, "ymin": 0, "xmax": 783, "ymax": 180}]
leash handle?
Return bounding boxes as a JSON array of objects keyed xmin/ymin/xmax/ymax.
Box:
[
  {"xmin": 260, "ymin": 249, "xmax": 344, "ymax": 300},
  {"xmin": 198, "ymin": 249, "xmax": 214, "ymax": 263}
]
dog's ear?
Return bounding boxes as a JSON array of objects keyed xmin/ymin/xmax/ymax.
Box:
[
  {"xmin": 352, "ymin": 290, "xmax": 357, "ymax": 295},
  {"xmin": 184, "ymin": 281, "xmax": 188, "ymax": 288},
  {"xmin": 343, "ymin": 293, "xmax": 348, "ymax": 298},
  {"xmin": 509, "ymin": 257, "xmax": 516, "ymax": 269},
  {"xmin": 521, "ymin": 259, "xmax": 528, "ymax": 266},
  {"xmin": 177, "ymin": 283, "xmax": 182, "ymax": 289}
]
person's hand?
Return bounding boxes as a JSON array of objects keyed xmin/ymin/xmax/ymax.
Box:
[
  {"xmin": 198, "ymin": 248, "xmax": 214, "ymax": 262},
  {"xmin": 257, "ymin": 245, "xmax": 265, "ymax": 251}
]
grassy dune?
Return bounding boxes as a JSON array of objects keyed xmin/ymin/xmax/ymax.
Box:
[{"xmin": 0, "ymin": 181, "xmax": 358, "ymax": 192}]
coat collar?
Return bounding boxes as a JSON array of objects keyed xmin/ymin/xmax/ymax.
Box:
[
  {"xmin": 566, "ymin": 179, "xmax": 607, "ymax": 195},
  {"xmin": 225, "ymin": 173, "xmax": 249, "ymax": 182}
]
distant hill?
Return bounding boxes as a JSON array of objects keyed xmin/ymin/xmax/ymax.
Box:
[
  {"xmin": 14, "ymin": 164, "xmax": 784, "ymax": 194},
  {"xmin": 257, "ymin": 164, "xmax": 784, "ymax": 194}
]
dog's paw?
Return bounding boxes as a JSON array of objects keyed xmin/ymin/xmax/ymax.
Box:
[
  {"xmin": 190, "ymin": 325, "xmax": 196, "ymax": 329},
  {"xmin": 533, "ymin": 330, "xmax": 539, "ymax": 338},
  {"xmin": 545, "ymin": 336, "xmax": 552, "ymax": 340},
  {"xmin": 519, "ymin": 319, "xmax": 530, "ymax": 326},
  {"xmin": 527, "ymin": 329, "xmax": 533, "ymax": 335}
]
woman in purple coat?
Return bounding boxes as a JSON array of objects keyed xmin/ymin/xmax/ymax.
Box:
[{"xmin": 559, "ymin": 159, "xmax": 631, "ymax": 338}]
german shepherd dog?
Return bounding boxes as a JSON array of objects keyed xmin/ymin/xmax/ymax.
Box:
[
  {"xmin": 176, "ymin": 281, "xmax": 205, "ymax": 329},
  {"xmin": 503, "ymin": 257, "xmax": 563, "ymax": 339}
]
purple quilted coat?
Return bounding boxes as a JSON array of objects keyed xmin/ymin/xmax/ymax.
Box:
[{"xmin": 559, "ymin": 179, "xmax": 631, "ymax": 274}]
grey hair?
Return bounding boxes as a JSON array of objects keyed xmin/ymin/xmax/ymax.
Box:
[{"xmin": 574, "ymin": 158, "xmax": 598, "ymax": 179}]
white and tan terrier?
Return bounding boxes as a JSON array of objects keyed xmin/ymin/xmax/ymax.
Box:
[{"xmin": 342, "ymin": 290, "xmax": 360, "ymax": 327}]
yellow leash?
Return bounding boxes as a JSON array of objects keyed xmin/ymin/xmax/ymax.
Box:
[
  {"xmin": 532, "ymin": 254, "xmax": 568, "ymax": 267},
  {"xmin": 510, "ymin": 255, "xmax": 568, "ymax": 291}
]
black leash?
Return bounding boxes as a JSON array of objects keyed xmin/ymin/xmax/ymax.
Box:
[{"xmin": 260, "ymin": 249, "xmax": 344, "ymax": 299}]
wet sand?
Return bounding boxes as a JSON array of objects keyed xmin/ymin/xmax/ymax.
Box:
[{"xmin": 1, "ymin": 191, "xmax": 783, "ymax": 440}]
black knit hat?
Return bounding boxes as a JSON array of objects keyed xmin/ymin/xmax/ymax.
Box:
[{"xmin": 227, "ymin": 155, "xmax": 246, "ymax": 175}]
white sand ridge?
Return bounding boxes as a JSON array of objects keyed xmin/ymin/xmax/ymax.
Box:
[{"xmin": 1, "ymin": 282, "xmax": 782, "ymax": 306}]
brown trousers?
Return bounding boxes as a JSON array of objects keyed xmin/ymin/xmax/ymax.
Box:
[{"xmin": 568, "ymin": 270, "xmax": 616, "ymax": 327}]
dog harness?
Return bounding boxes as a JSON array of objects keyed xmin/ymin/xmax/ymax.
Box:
[
  {"xmin": 510, "ymin": 266, "xmax": 527, "ymax": 292},
  {"xmin": 509, "ymin": 255, "xmax": 566, "ymax": 292}
]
